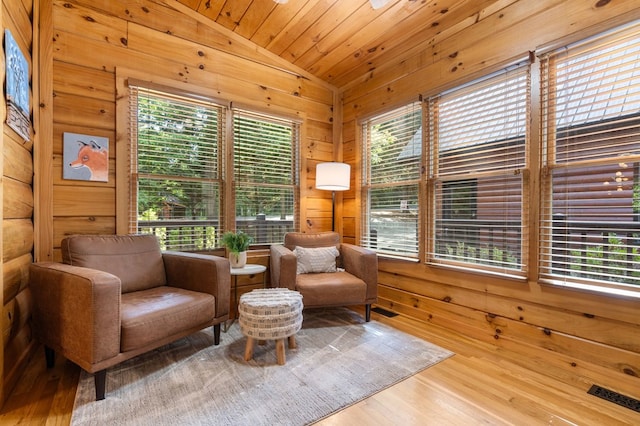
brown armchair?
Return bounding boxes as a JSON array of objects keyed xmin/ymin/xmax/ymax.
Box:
[
  {"xmin": 29, "ymin": 234, "xmax": 230, "ymax": 400},
  {"xmin": 270, "ymin": 232, "xmax": 378, "ymax": 321}
]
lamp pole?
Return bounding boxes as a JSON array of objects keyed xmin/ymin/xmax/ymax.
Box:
[{"xmin": 315, "ymin": 162, "xmax": 351, "ymax": 232}]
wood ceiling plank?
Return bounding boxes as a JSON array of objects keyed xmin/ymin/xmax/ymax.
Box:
[
  {"xmin": 195, "ymin": 0, "xmax": 224, "ymax": 22},
  {"xmin": 234, "ymin": 0, "xmax": 277, "ymax": 40},
  {"xmin": 215, "ymin": 0, "xmax": 253, "ymax": 31},
  {"xmin": 343, "ymin": 0, "xmax": 640, "ymax": 122},
  {"xmin": 281, "ymin": 0, "xmax": 367, "ymax": 64},
  {"xmin": 175, "ymin": 0, "xmax": 200, "ymax": 9},
  {"xmin": 249, "ymin": 0, "xmax": 310, "ymax": 48},
  {"xmin": 319, "ymin": 0, "xmax": 484, "ymax": 86},
  {"xmin": 313, "ymin": 0, "xmax": 460, "ymax": 82},
  {"xmin": 265, "ymin": 0, "xmax": 340, "ymax": 56},
  {"xmin": 293, "ymin": 0, "xmax": 387, "ymax": 71}
]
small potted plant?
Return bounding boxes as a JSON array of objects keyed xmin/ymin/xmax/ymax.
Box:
[{"xmin": 220, "ymin": 230, "xmax": 252, "ymax": 268}]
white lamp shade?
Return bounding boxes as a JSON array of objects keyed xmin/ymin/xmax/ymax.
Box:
[{"xmin": 316, "ymin": 162, "xmax": 350, "ymax": 191}]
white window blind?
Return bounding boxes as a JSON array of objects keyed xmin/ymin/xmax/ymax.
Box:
[
  {"xmin": 539, "ymin": 21, "xmax": 640, "ymax": 293},
  {"xmin": 129, "ymin": 85, "xmax": 224, "ymax": 251},
  {"xmin": 361, "ymin": 103, "xmax": 422, "ymax": 258},
  {"xmin": 232, "ymin": 109, "xmax": 298, "ymax": 245},
  {"xmin": 427, "ymin": 64, "xmax": 530, "ymax": 275}
]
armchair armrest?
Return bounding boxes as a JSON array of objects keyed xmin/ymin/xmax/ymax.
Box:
[
  {"xmin": 269, "ymin": 244, "xmax": 297, "ymax": 290},
  {"xmin": 29, "ymin": 262, "xmax": 121, "ymax": 372},
  {"xmin": 341, "ymin": 244, "xmax": 378, "ymax": 302},
  {"xmin": 162, "ymin": 251, "xmax": 231, "ymax": 319}
]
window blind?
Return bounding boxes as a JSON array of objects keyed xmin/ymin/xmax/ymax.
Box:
[
  {"xmin": 232, "ymin": 109, "xmax": 298, "ymax": 245},
  {"xmin": 427, "ymin": 64, "xmax": 530, "ymax": 275},
  {"xmin": 129, "ymin": 85, "xmax": 224, "ymax": 251},
  {"xmin": 361, "ymin": 103, "xmax": 422, "ymax": 258},
  {"xmin": 539, "ymin": 21, "xmax": 640, "ymax": 293}
]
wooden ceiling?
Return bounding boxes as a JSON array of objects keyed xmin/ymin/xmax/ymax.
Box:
[{"xmin": 175, "ymin": 0, "xmax": 511, "ymax": 89}]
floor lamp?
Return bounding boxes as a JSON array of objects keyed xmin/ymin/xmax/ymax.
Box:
[{"xmin": 315, "ymin": 162, "xmax": 350, "ymax": 231}]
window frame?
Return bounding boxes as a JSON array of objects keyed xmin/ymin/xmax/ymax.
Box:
[
  {"xmin": 426, "ymin": 64, "xmax": 531, "ymax": 278},
  {"xmin": 538, "ymin": 21, "xmax": 640, "ymax": 296},
  {"xmin": 116, "ymin": 72, "xmax": 302, "ymax": 252},
  {"xmin": 360, "ymin": 102, "xmax": 423, "ymax": 259},
  {"xmin": 230, "ymin": 108, "xmax": 300, "ymax": 246}
]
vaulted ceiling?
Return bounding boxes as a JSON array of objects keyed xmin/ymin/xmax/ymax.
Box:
[{"xmin": 176, "ymin": 0, "xmax": 510, "ymax": 89}]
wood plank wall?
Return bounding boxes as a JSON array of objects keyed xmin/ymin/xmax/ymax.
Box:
[
  {"xmin": 41, "ymin": 0, "xmax": 336, "ymax": 262},
  {"xmin": 340, "ymin": 0, "xmax": 640, "ymax": 386},
  {"xmin": 2, "ymin": 0, "xmax": 35, "ymax": 407},
  {"xmin": 32, "ymin": 1, "xmax": 337, "ymax": 328}
]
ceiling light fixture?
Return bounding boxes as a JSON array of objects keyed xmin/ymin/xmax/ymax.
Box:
[{"xmin": 369, "ymin": 0, "xmax": 392, "ymax": 9}]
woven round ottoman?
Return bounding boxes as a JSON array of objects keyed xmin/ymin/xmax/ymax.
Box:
[{"xmin": 239, "ymin": 288, "xmax": 303, "ymax": 365}]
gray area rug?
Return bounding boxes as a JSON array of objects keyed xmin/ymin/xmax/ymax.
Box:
[{"xmin": 71, "ymin": 308, "xmax": 453, "ymax": 425}]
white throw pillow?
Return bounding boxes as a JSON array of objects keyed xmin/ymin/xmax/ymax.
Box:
[{"xmin": 293, "ymin": 246, "xmax": 339, "ymax": 274}]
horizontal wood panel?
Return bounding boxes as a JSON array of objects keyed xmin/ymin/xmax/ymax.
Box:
[
  {"xmin": 378, "ymin": 277, "xmax": 640, "ymax": 354},
  {"xmin": 54, "ymin": 1, "xmax": 333, "ymax": 102},
  {"xmin": 3, "ymin": 290, "xmax": 32, "ymax": 347},
  {"xmin": 53, "ymin": 62, "xmax": 115, "ymax": 102},
  {"xmin": 2, "ymin": 220, "xmax": 34, "ymax": 263},
  {"xmin": 377, "ymin": 285, "xmax": 640, "ymax": 378},
  {"xmin": 3, "ymin": 136, "xmax": 33, "ymax": 184},
  {"xmin": 53, "ymin": 216, "xmax": 116, "ymax": 247},
  {"xmin": 3, "ymin": 178, "xmax": 33, "ymax": 220},
  {"xmin": 52, "ymin": 0, "xmax": 128, "ymax": 47},
  {"xmin": 377, "ymin": 257, "xmax": 640, "ymax": 325},
  {"xmin": 3, "ymin": 254, "xmax": 31, "ymax": 303},
  {"xmin": 52, "ymin": 186, "xmax": 115, "ymax": 217},
  {"xmin": 52, "ymin": 92, "xmax": 115, "ymax": 130}
]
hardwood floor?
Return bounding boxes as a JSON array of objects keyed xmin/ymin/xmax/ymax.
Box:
[{"xmin": 1, "ymin": 309, "xmax": 639, "ymax": 425}]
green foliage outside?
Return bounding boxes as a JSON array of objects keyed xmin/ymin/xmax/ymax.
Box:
[
  {"xmin": 441, "ymin": 241, "xmax": 520, "ymax": 270},
  {"xmin": 568, "ymin": 233, "xmax": 640, "ymax": 285},
  {"xmin": 135, "ymin": 92, "xmax": 295, "ymax": 250}
]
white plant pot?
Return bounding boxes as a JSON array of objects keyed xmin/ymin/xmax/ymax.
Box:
[{"xmin": 229, "ymin": 251, "xmax": 247, "ymax": 268}]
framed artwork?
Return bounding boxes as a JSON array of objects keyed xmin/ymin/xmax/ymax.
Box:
[
  {"xmin": 4, "ymin": 29, "xmax": 31, "ymax": 141},
  {"xmin": 63, "ymin": 132, "xmax": 109, "ymax": 182}
]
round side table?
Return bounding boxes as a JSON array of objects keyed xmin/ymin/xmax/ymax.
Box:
[{"xmin": 224, "ymin": 264, "xmax": 267, "ymax": 332}]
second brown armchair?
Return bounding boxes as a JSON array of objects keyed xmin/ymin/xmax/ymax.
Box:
[{"xmin": 270, "ymin": 231, "xmax": 378, "ymax": 321}]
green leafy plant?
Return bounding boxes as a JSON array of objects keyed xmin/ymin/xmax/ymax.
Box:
[{"xmin": 220, "ymin": 230, "xmax": 252, "ymax": 253}]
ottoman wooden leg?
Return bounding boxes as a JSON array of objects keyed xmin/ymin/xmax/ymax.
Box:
[
  {"xmin": 244, "ymin": 337, "xmax": 255, "ymax": 362},
  {"xmin": 276, "ymin": 338, "xmax": 286, "ymax": 365},
  {"xmin": 288, "ymin": 335, "xmax": 297, "ymax": 349}
]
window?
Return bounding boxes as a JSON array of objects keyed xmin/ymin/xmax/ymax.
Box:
[
  {"xmin": 128, "ymin": 84, "xmax": 224, "ymax": 251},
  {"xmin": 361, "ymin": 103, "xmax": 422, "ymax": 258},
  {"xmin": 427, "ymin": 65, "xmax": 530, "ymax": 275},
  {"xmin": 232, "ymin": 109, "xmax": 299, "ymax": 245},
  {"xmin": 539, "ymin": 22, "xmax": 640, "ymax": 293}
]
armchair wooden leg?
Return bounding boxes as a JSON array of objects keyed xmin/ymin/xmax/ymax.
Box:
[
  {"xmin": 94, "ymin": 370, "xmax": 107, "ymax": 401},
  {"xmin": 213, "ymin": 323, "xmax": 221, "ymax": 345},
  {"xmin": 365, "ymin": 304, "xmax": 372, "ymax": 322},
  {"xmin": 44, "ymin": 346, "xmax": 55, "ymax": 368}
]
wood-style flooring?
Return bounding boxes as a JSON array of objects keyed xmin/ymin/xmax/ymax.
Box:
[{"xmin": 1, "ymin": 308, "xmax": 639, "ymax": 425}]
